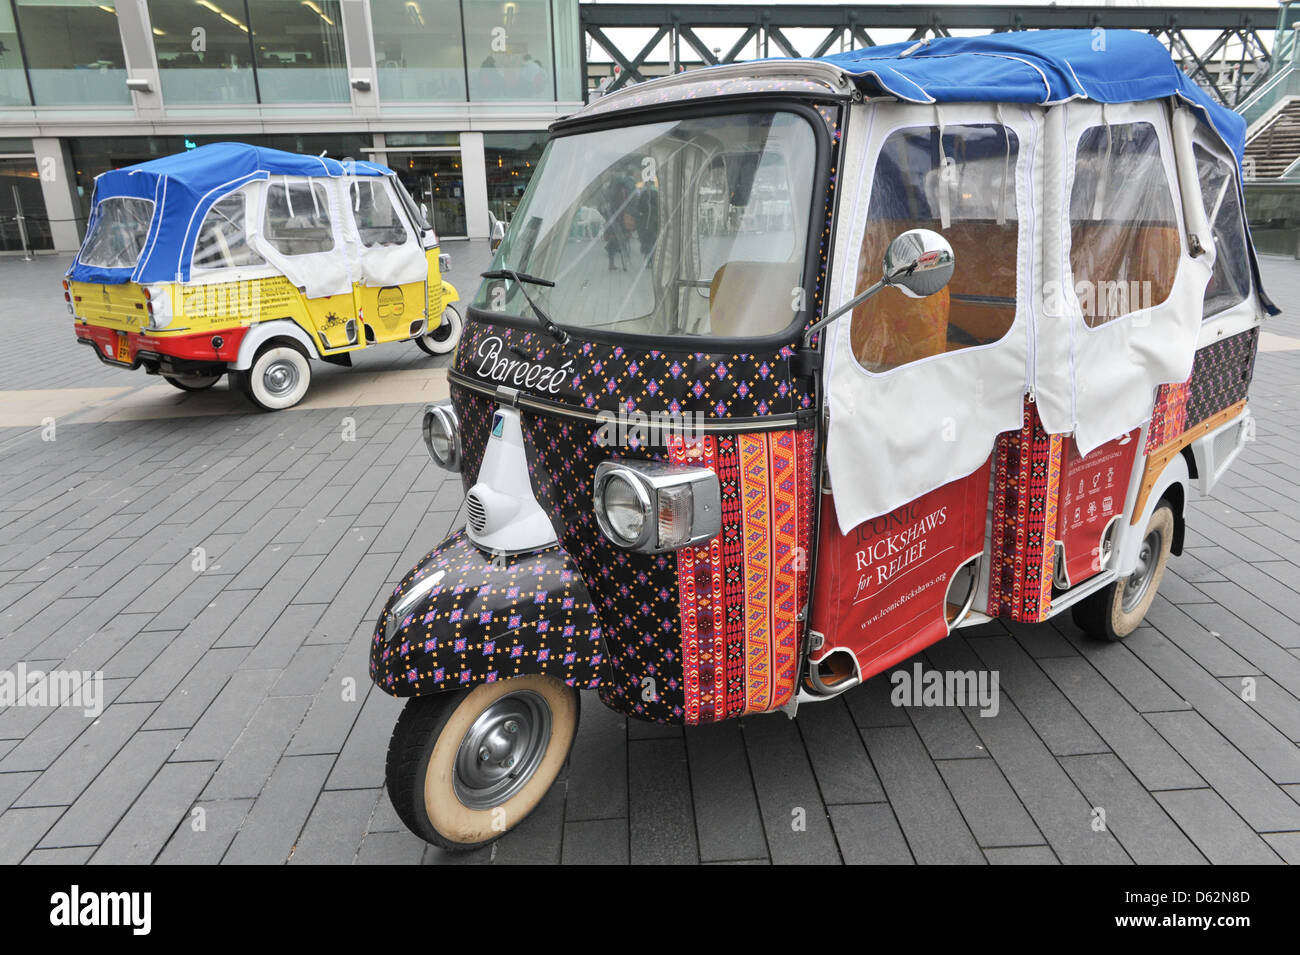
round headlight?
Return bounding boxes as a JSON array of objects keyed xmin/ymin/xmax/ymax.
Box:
[
  {"xmin": 598, "ymin": 470, "xmax": 650, "ymax": 547},
  {"xmin": 422, "ymin": 404, "xmax": 461, "ymax": 472}
]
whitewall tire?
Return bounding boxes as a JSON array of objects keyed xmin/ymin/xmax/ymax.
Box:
[{"xmin": 242, "ymin": 345, "xmax": 311, "ymax": 411}]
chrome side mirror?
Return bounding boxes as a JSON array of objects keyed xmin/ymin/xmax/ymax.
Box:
[
  {"xmin": 882, "ymin": 229, "xmax": 954, "ymax": 298},
  {"xmin": 489, "ymin": 218, "xmax": 506, "ymax": 251},
  {"xmin": 801, "ymin": 227, "xmax": 955, "ymax": 347}
]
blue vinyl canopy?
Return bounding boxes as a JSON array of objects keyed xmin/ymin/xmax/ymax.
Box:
[
  {"xmin": 816, "ymin": 30, "xmax": 1246, "ymax": 163},
  {"xmin": 69, "ymin": 142, "xmax": 392, "ymax": 285}
]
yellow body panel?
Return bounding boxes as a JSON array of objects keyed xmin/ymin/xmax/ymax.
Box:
[{"xmin": 70, "ymin": 246, "xmax": 455, "ymax": 354}]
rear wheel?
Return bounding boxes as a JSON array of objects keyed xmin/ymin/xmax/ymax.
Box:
[
  {"xmin": 240, "ymin": 344, "xmax": 311, "ymax": 411},
  {"xmin": 163, "ymin": 372, "xmax": 221, "ymax": 391},
  {"xmin": 1072, "ymin": 503, "xmax": 1174, "ymax": 642},
  {"xmin": 385, "ymin": 675, "xmax": 579, "ymax": 852},
  {"xmin": 415, "ymin": 304, "xmax": 462, "ymax": 356}
]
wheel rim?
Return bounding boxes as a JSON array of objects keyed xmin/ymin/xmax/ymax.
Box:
[
  {"xmin": 1121, "ymin": 527, "xmax": 1163, "ymax": 613},
  {"xmin": 451, "ymin": 689, "xmax": 551, "ymax": 810},
  {"xmin": 261, "ymin": 358, "xmax": 300, "ymax": 397}
]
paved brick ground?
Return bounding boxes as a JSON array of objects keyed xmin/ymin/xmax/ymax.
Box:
[{"xmin": 1, "ymin": 246, "xmax": 1299, "ymax": 865}]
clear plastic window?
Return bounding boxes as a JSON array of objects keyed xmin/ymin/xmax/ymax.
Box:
[
  {"xmin": 473, "ymin": 111, "xmax": 817, "ymax": 339},
  {"xmin": 1193, "ymin": 144, "xmax": 1251, "ymax": 318},
  {"xmin": 1069, "ymin": 123, "xmax": 1179, "ymax": 328},
  {"xmin": 79, "ymin": 197, "xmax": 154, "ymax": 269},
  {"xmin": 193, "ymin": 191, "xmax": 264, "ymax": 270},
  {"xmin": 851, "ymin": 124, "xmax": 1019, "ymax": 374},
  {"xmin": 263, "ymin": 179, "xmax": 335, "ymax": 256},
  {"xmin": 349, "ymin": 179, "xmax": 411, "ymax": 248}
]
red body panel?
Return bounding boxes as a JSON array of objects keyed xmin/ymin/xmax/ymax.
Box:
[
  {"xmin": 76, "ymin": 324, "xmax": 247, "ymax": 364},
  {"xmin": 1056, "ymin": 429, "xmax": 1140, "ymax": 587},
  {"xmin": 809, "ymin": 462, "xmax": 991, "ymax": 682}
]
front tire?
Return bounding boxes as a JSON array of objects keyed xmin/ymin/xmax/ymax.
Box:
[
  {"xmin": 385, "ymin": 675, "xmax": 579, "ymax": 852},
  {"xmin": 415, "ymin": 304, "xmax": 462, "ymax": 356},
  {"xmin": 240, "ymin": 344, "xmax": 311, "ymax": 411},
  {"xmin": 163, "ymin": 372, "xmax": 222, "ymax": 391},
  {"xmin": 1072, "ymin": 503, "xmax": 1174, "ymax": 641}
]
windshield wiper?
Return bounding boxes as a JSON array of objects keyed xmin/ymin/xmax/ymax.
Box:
[{"xmin": 480, "ymin": 268, "xmax": 567, "ymax": 344}]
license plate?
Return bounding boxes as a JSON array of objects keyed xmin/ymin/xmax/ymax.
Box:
[{"xmin": 115, "ymin": 333, "xmax": 130, "ymax": 363}]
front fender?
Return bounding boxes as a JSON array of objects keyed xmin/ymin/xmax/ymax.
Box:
[
  {"xmin": 441, "ymin": 280, "xmax": 459, "ymax": 304},
  {"xmin": 369, "ymin": 529, "xmax": 606, "ymax": 697}
]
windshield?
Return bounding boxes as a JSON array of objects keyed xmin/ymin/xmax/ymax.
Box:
[{"xmin": 472, "ymin": 110, "xmax": 819, "ymax": 339}]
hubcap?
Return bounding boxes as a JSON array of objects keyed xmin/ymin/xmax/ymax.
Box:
[
  {"xmin": 1121, "ymin": 527, "xmax": 1162, "ymax": 613},
  {"xmin": 262, "ymin": 359, "xmax": 299, "ymax": 397},
  {"xmin": 452, "ymin": 690, "xmax": 551, "ymax": 810}
]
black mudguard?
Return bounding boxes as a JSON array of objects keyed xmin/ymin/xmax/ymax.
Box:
[{"xmin": 369, "ymin": 529, "xmax": 607, "ymax": 696}]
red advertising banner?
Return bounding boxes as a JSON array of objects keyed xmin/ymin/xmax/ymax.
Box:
[
  {"xmin": 1056, "ymin": 430, "xmax": 1140, "ymax": 588},
  {"xmin": 810, "ymin": 462, "xmax": 991, "ymax": 682}
]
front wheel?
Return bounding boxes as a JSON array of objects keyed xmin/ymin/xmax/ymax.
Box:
[
  {"xmin": 1072, "ymin": 503, "xmax": 1174, "ymax": 642},
  {"xmin": 415, "ymin": 304, "xmax": 462, "ymax": 356},
  {"xmin": 240, "ymin": 344, "xmax": 311, "ymax": 411},
  {"xmin": 163, "ymin": 372, "xmax": 222, "ymax": 391},
  {"xmin": 385, "ymin": 675, "xmax": 579, "ymax": 852}
]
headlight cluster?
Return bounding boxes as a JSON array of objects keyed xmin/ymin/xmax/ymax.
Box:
[
  {"xmin": 593, "ymin": 460, "xmax": 720, "ymax": 553},
  {"xmin": 422, "ymin": 403, "xmax": 461, "ymax": 472}
]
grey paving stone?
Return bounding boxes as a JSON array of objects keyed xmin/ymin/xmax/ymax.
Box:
[
  {"xmin": 323, "ymin": 686, "xmax": 402, "ymax": 791},
  {"xmin": 357, "ymin": 829, "xmax": 427, "ymax": 865},
  {"xmin": 170, "ymin": 668, "xmax": 279, "ymax": 763},
  {"xmin": 743, "ymin": 711, "xmax": 842, "ymax": 864},
  {"xmin": 492, "ymin": 785, "xmax": 565, "ymax": 864},
  {"xmin": 0, "ymin": 806, "xmax": 63, "ymax": 864},
  {"xmin": 13, "ymin": 701, "xmax": 154, "ymax": 808},
  {"xmin": 969, "ymin": 634, "xmax": 1107, "ymax": 757},
  {"xmin": 1217, "ymin": 674, "xmax": 1300, "ymax": 742},
  {"xmin": 1124, "ymin": 627, "xmax": 1300, "ymax": 784},
  {"xmin": 1145, "ymin": 710, "xmax": 1300, "ymax": 831},
  {"xmin": 202, "ymin": 695, "xmax": 312, "ymax": 800},
  {"xmin": 24, "ymin": 846, "xmax": 95, "ymax": 864},
  {"xmin": 564, "ymin": 695, "xmax": 627, "ymax": 823},
  {"xmin": 1059, "ymin": 753, "xmax": 1207, "ymax": 865},
  {"xmin": 142, "ymin": 647, "xmax": 248, "ymax": 730},
  {"xmin": 936, "ymin": 757, "xmax": 1044, "ymax": 849},
  {"xmin": 862, "ymin": 724, "xmax": 984, "ymax": 864},
  {"xmin": 90, "ymin": 760, "xmax": 216, "ymax": 864},
  {"xmin": 684, "ymin": 720, "xmax": 766, "ymax": 863},
  {"xmin": 222, "ymin": 754, "xmax": 333, "ymax": 864},
  {"xmin": 796, "ymin": 695, "xmax": 887, "ymax": 803},
  {"xmin": 628, "ymin": 737, "xmax": 699, "ymax": 865},
  {"xmin": 828, "ymin": 803, "xmax": 914, "ymax": 865},
  {"xmin": 40, "ymin": 729, "xmax": 183, "ymax": 847},
  {"xmin": 962, "ymin": 699, "xmax": 1131, "ymax": 865},
  {"xmin": 239, "ymin": 603, "xmax": 325, "ymax": 672},
  {"xmin": 1153, "ymin": 789, "xmax": 1284, "ymax": 865},
  {"xmin": 562, "ymin": 817, "xmax": 630, "ymax": 865},
  {"xmin": 271, "ymin": 642, "xmax": 347, "ymax": 699},
  {"xmin": 154, "ymin": 798, "xmax": 253, "ymax": 865},
  {"xmin": 284, "ymin": 642, "xmax": 369, "ymax": 757},
  {"xmin": 1038, "ymin": 655, "xmax": 1203, "ymax": 791},
  {"xmin": 288, "ymin": 788, "xmax": 376, "ymax": 865},
  {"xmin": 984, "ymin": 846, "xmax": 1058, "ymax": 865},
  {"xmin": 1262, "ymin": 831, "xmax": 1300, "ymax": 863},
  {"xmin": 0, "ymin": 771, "xmax": 37, "ymax": 811},
  {"xmin": 844, "ymin": 670, "xmax": 911, "ymax": 728}
]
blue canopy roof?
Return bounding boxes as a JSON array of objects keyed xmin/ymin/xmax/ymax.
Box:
[
  {"xmin": 816, "ymin": 30, "xmax": 1246, "ymax": 162},
  {"xmin": 69, "ymin": 142, "xmax": 392, "ymax": 285}
]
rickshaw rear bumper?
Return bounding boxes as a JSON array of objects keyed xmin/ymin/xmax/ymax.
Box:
[
  {"xmin": 75, "ymin": 323, "xmax": 246, "ymax": 371},
  {"xmin": 369, "ymin": 528, "xmax": 607, "ymax": 698}
]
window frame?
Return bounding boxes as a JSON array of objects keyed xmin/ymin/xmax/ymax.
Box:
[
  {"xmin": 78, "ymin": 196, "xmax": 156, "ymax": 270},
  {"xmin": 261, "ymin": 176, "xmax": 338, "ymax": 258},
  {"xmin": 1065, "ymin": 118, "xmax": 1185, "ymax": 335},
  {"xmin": 190, "ymin": 186, "xmax": 266, "ymax": 274},
  {"xmin": 464, "ymin": 98, "xmax": 835, "ymax": 351},
  {"xmin": 847, "ymin": 118, "xmax": 1026, "ymax": 380}
]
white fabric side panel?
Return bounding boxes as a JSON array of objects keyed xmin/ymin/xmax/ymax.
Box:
[
  {"xmin": 351, "ymin": 177, "xmax": 428, "ymax": 288},
  {"xmin": 825, "ymin": 102, "xmax": 1035, "ymax": 533},
  {"xmin": 248, "ymin": 175, "xmax": 354, "ymax": 300},
  {"xmin": 1047, "ymin": 102, "xmax": 1211, "ymax": 456},
  {"xmin": 1035, "ymin": 105, "xmax": 1073, "ymax": 436}
]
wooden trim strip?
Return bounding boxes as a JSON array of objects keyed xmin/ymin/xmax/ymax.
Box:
[{"xmin": 1129, "ymin": 399, "xmax": 1247, "ymax": 525}]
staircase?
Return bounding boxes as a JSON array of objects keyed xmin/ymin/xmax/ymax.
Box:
[{"xmin": 1244, "ymin": 99, "xmax": 1300, "ymax": 179}]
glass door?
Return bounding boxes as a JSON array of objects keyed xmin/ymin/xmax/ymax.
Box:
[
  {"xmin": 385, "ymin": 150, "xmax": 467, "ymax": 238},
  {"xmin": 0, "ymin": 156, "xmax": 52, "ymax": 252}
]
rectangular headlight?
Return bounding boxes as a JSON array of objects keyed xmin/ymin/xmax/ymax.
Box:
[{"xmin": 594, "ymin": 459, "xmax": 720, "ymax": 554}]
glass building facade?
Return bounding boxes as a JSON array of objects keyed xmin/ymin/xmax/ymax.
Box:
[{"xmin": 0, "ymin": 0, "xmax": 583, "ymax": 250}]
